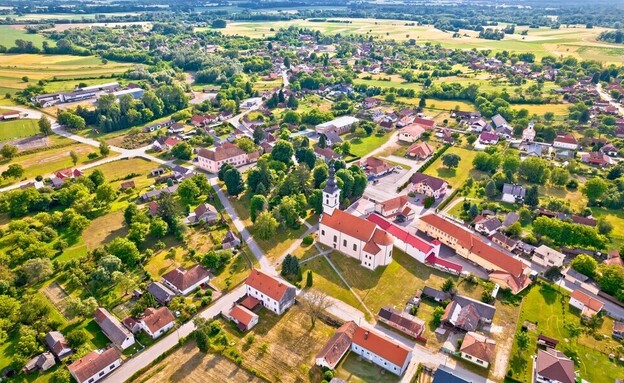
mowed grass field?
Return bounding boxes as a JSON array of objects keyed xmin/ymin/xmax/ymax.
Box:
[
  {"xmin": 0, "ymin": 118, "xmax": 38, "ymax": 141},
  {"xmin": 423, "ymin": 146, "xmax": 481, "ymax": 189},
  {"xmin": 0, "ymin": 25, "xmax": 52, "ymax": 48},
  {"xmin": 211, "ymin": 19, "xmax": 624, "ymax": 63},
  {"xmin": 0, "ymin": 54, "xmax": 130, "ymax": 94}
]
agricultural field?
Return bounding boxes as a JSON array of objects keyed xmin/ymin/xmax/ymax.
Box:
[
  {"xmin": 0, "ymin": 54, "xmax": 130, "ymax": 95},
  {"xmin": 0, "ymin": 118, "xmax": 39, "ymax": 141},
  {"xmin": 507, "ymin": 283, "xmax": 624, "ymax": 383},
  {"xmin": 0, "ymin": 25, "xmax": 53, "ymax": 48},
  {"xmin": 132, "ymin": 340, "xmax": 264, "ymax": 383}
]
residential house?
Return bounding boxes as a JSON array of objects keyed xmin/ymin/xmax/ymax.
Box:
[
  {"xmin": 397, "ymin": 115, "xmax": 415, "ymax": 128},
  {"xmin": 68, "ymin": 348, "xmax": 122, "ymax": 383},
  {"xmin": 581, "ymin": 151, "xmax": 614, "ymax": 167},
  {"xmin": 315, "ymin": 321, "xmax": 358, "ymax": 369},
  {"xmin": 55, "ymin": 168, "xmax": 84, "ymax": 180},
  {"xmin": 146, "ymin": 282, "xmax": 176, "ymax": 306},
  {"xmin": 94, "ymin": 308, "xmax": 135, "ymax": 350},
  {"xmin": 314, "ymin": 146, "xmax": 342, "ymax": 162},
  {"xmin": 442, "ymin": 295, "xmax": 496, "ymax": 332},
  {"xmin": 152, "ymin": 136, "xmax": 182, "ymax": 151},
  {"xmin": 318, "ymin": 167, "xmax": 394, "ymax": 270},
  {"xmin": 460, "ymin": 332, "xmax": 496, "ymax": 369},
  {"xmin": 569, "ymin": 289, "xmax": 604, "ymax": 318},
  {"xmin": 378, "ymin": 306, "xmax": 425, "ymax": 339},
  {"xmin": 45, "ymin": 331, "xmax": 72, "ymax": 360},
  {"xmin": 418, "ymin": 214, "xmax": 532, "ymax": 294},
  {"xmin": 492, "ymin": 233, "xmax": 518, "ymax": 252},
  {"xmin": 23, "ymin": 352, "xmax": 55, "ymax": 374},
  {"xmin": 139, "ymin": 184, "xmax": 178, "ymax": 202},
  {"xmin": 222, "ymin": 230, "xmax": 241, "ymax": 249},
  {"xmin": 534, "ymin": 348, "xmax": 575, "ymax": 383},
  {"xmin": 432, "ymin": 365, "xmax": 472, "ymax": 383},
  {"xmin": 532, "ymin": 245, "xmax": 565, "ymax": 268},
  {"xmin": 225, "ymin": 304, "xmax": 259, "ymax": 331},
  {"xmin": 409, "ymin": 173, "xmax": 448, "ymax": 199},
  {"xmin": 351, "ymin": 326, "xmax": 412, "ymax": 376},
  {"xmin": 322, "ymin": 130, "xmax": 343, "ymax": 145},
  {"xmin": 478, "ymin": 132, "xmax": 499, "ymax": 145},
  {"xmin": 245, "ymin": 269, "xmax": 297, "ymax": 315},
  {"xmin": 162, "ymin": 265, "xmax": 212, "ymax": 296},
  {"xmin": 363, "ymin": 97, "xmax": 381, "ymax": 109},
  {"xmin": 196, "ymin": 142, "xmax": 255, "ymax": 173},
  {"xmin": 359, "ymin": 157, "xmax": 395, "ymax": 177},
  {"xmin": 315, "ymin": 116, "xmax": 359, "ymax": 135},
  {"xmin": 373, "ymin": 195, "xmax": 413, "ymax": 219},
  {"xmin": 406, "ymin": 142, "xmax": 434, "ymax": 159},
  {"xmin": 491, "ymin": 114, "xmax": 509, "ymax": 130},
  {"xmin": 553, "ymin": 134, "xmax": 578, "ymax": 150},
  {"xmin": 613, "ymin": 321, "xmax": 624, "ymax": 340},
  {"xmin": 398, "ymin": 123, "xmax": 425, "ymax": 143},
  {"xmin": 600, "ymin": 143, "xmax": 619, "ymax": 157},
  {"xmin": 185, "ymin": 203, "xmax": 218, "ymax": 225},
  {"xmin": 422, "ymin": 286, "xmax": 451, "ymax": 302},
  {"xmin": 474, "ymin": 217, "xmax": 502, "ymax": 236},
  {"xmin": 519, "ymin": 142, "xmax": 544, "ymax": 157},
  {"xmin": 138, "ymin": 307, "xmax": 175, "ymax": 339},
  {"xmin": 501, "ymin": 183, "xmax": 526, "ymax": 203},
  {"xmin": 412, "ymin": 116, "xmax": 436, "ymax": 130}
]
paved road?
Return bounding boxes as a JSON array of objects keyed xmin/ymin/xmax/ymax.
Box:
[
  {"xmin": 596, "ymin": 83, "xmax": 624, "ymax": 116},
  {"xmin": 102, "ymin": 285, "xmax": 246, "ymax": 383}
]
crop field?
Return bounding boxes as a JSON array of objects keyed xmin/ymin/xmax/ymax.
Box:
[
  {"xmin": 0, "ymin": 119, "xmax": 39, "ymax": 141},
  {"xmin": 0, "ymin": 54, "xmax": 130, "ymax": 94},
  {"xmin": 214, "ymin": 19, "xmax": 624, "ymax": 63},
  {"xmin": 0, "ymin": 25, "xmax": 52, "ymax": 48}
]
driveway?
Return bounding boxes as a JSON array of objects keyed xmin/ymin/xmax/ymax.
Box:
[{"xmin": 364, "ymin": 168, "xmax": 409, "ymax": 202}]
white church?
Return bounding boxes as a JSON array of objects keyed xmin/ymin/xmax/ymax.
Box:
[{"xmin": 318, "ymin": 164, "xmax": 394, "ymax": 270}]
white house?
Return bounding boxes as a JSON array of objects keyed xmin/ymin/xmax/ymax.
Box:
[
  {"xmin": 68, "ymin": 348, "xmax": 121, "ymax": 383},
  {"xmin": 478, "ymin": 132, "xmax": 499, "ymax": 145},
  {"xmin": 138, "ymin": 307, "xmax": 175, "ymax": 339},
  {"xmin": 569, "ymin": 289, "xmax": 604, "ymax": 318},
  {"xmin": 532, "ymin": 245, "xmax": 565, "ymax": 268},
  {"xmin": 315, "ymin": 116, "xmax": 359, "ymax": 135},
  {"xmin": 94, "ymin": 308, "xmax": 135, "ymax": 350},
  {"xmin": 409, "ymin": 173, "xmax": 449, "ymax": 199},
  {"xmin": 522, "ymin": 120, "xmax": 536, "ymax": 141},
  {"xmin": 501, "ymin": 183, "xmax": 526, "ymax": 203},
  {"xmin": 245, "ymin": 269, "xmax": 297, "ymax": 315},
  {"xmin": 459, "ymin": 332, "xmax": 496, "ymax": 369},
  {"xmin": 351, "ymin": 326, "xmax": 412, "ymax": 376},
  {"xmin": 315, "ymin": 321, "xmax": 358, "ymax": 369},
  {"xmin": 534, "ymin": 348, "xmax": 576, "ymax": 383},
  {"xmin": 318, "ymin": 165, "xmax": 394, "ymax": 270},
  {"xmin": 398, "ymin": 123, "xmax": 425, "ymax": 143},
  {"xmin": 553, "ymin": 134, "xmax": 578, "ymax": 150},
  {"xmin": 162, "ymin": 264, "xmax": 211, "ymax": 296},
  {"xmin": 225, "ymin": 304, "xmax": 259, "ymax": 331},
  {"xmin": 196, "ymin": 143, "xmax": 252, "ymax": 173}
]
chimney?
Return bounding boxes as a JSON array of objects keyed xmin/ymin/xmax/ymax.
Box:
[{"xmin": 364, "ymin": 331, "xmax": 369, "ymax": 340}]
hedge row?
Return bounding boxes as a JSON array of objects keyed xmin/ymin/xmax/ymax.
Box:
[{"xmin": 397, "ymin": 143, "xmax": 451, "ymax": 192}]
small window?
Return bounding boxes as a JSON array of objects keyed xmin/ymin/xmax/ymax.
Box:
[
  {"xmin": 321, "ymin": 230, "xmax": 325, "ymax": 235},
  {"xmin": 100, "ymin": 372, "xmax": 105, "ymax": 377},
  {"xmin": 333, "ymin": 235, "xmax": 337, "ymax": 242},
  {"xmin": 353, "ymin": 244, "xmax": 357, "ymax": 251},
  {"xmin": 343, "ymin": 239, "xmax": 347, "ymax": 247}
]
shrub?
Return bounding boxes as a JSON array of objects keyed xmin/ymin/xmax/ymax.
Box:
[
  {"xmin": 423, "ymin": 196, "xmax": 435, "ymax": 208},
  {"xmin": 302, "ymin": 235, "xmax": 314, "ymax": 246}
]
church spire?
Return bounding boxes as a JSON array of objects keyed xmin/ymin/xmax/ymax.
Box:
[{"xmin": 322, "ymin": 161, "xmax": 340, "ymax": 215}]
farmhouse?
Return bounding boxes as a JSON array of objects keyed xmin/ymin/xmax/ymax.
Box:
[
  {"xmin": 422, "ymin": 286, "xmax": 451, "ymax": 302},
  {"xmin": 569, "ymin": 289, "xmax": 604, "ymax": 318},
  {"xmin": 315, "ymin": 116, "xmax": 359, "ymax": 135},
  {"xmin": 152, "ymin": 136, "xmax": 182, "ymax": 151},
  {"xmin": 162, "ymin": 265, "xmax": 212, "ymax": 296},
  {"xmin": 409, "ymin": 173, "xmax": 448, "ymax": 199},
  {"xmin": 245, "ymin": 269, "xmax": 296, "ymax": 315},
  {"xmin": 478, "ymin": 132, "xmax": 499, "ymax": 145},
  {"xmin": 553, "ymin": 134, "xmax": 578, "ymax": 150},
  {"xmin": 351, "ymin": 326, "xmax": 412, "ymax": 376},
  {"xmin": 146, "ymin": 282, "xmax": 176, "ymax": 306},
  {"xmin": 45, "ymin": 331, "xmax": 72, "ymax": 360},
  {"xmin": 185, "ymin": 203, "xmax": 218, "ymax": 225},
  {"xmin": 225, "ymin": 304, "xmax": 259, "ymax": 331},
  {"xmin": 138, "ymin": 307, "xmax": 175, "ymax": 339},
  {"xmin": 318, "ymin": 166, "xmax": 394, "ymax": 270},
  {"xmin": 94, "ymin": 308, "xmax": 135, "ymax": 350},
  {"xmin": 581, "ymin": 151, "xmax": 614, "ymax": 167},
  {"xmin": 359, "ymin": 156, "xmax": 395, "ymax": 177},
  {"xmin": 412, "ymin": 116, "xmax": 436, "ymax": 130},
  {"xmin": 314, "ymin": 146, "xmax": 342, "ymax": 161},
  {"xmin": 378, "ymin": 306, "xmax": 425, "ymax": 339},
  {"xmin": 406, "ymin": 142, "xmax": 434, "ymax": 159},
  {"xmin": 197, "ymin": 142, "xmax": 259, "ymax": 173},
  {"xmin": 373, "ymin": 195, "xmax": 413, "ymax": 219},
  {"xmin": 315, "ymin": 321, "xmax": 358, "ymax": 369},
  {"xmin": 68, "ymin": 348, "xmax": 122, "ymax": 383},
  {"xmin": 474, "ymin": 217, "xmax": 502, "ymax": 236},
  {"xmin": 418, "ymin": 214, "xmax": 531, "ymax": 294},
  {"xmin": 442, "ymin": 295, "xmax": 496, "ymax": 332},
  {"xmin": 491, "ymin": 233, "xmax": 518, "ymax": 252},
  {"xmin": 535, "ymin": 348, "xmax": 576, "ymax": 383},
  {"xmin": 532, "ymin": 245, "xmax": 566, "ymax": 268},
  {"xmin": 459, "ymin": 332, "xmax": 496, "ymax": 368},
  {"xmin": 222, "ymin": 230, "xmax": 241, "ymax": 249},
  {"xmin": 398, "ymin": 123, "xmax": 425, "ymax": 143}
]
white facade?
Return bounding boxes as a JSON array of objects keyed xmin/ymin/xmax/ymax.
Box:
[
  {"xmin": 318, "ymin": 224, "xmax": 393, "ymax": 270},
  {"xmin": 70, "ymin": 354, "xmax": 121, "ymax": 383},
  {"xmin": 351, "ymin": 342, "xmax": 410, "ymax": 376},
  {"xmin": 196, "ymin": 152, "xmax": 248, "ymax": 173},
  {"xmin": 245, "ymin": 285, "xmax": 294, "ymax": 315},
  {"xmin": 568, "ymin": 296, "xmax": 585, "ymax": 312},
  {"xmin": 140, "ymin": 320, "xmax": 174, "ymax": 339},
  {"xmin": 531, "ymin": 245, "xmax": 565, "ymax": 268},
  {"xmin": 553, "ymin": 140, "xmax": 578, "ymax": 150},
  {"xmin": 460, "ymin": 351, "xmax": 491, "ymax": 369},
  {"xmin": 409, "ymin": 182, "xmax": 448, "ymax": 199},
  {"xmin": 522, "ymin": 125, "xmax": 536, "ymax": 141},
  {"xmin": 315, "ymin": 116, "xmax": 359, "ymax": 134}
]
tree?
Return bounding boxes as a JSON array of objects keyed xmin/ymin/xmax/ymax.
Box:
[
  {"xmin": 20, "ymin": 257, "xmax": 53, "ymax": 284},
  {"xmin": 195, "ymin": 326, "xmax": 210, "ymax": 353},
  {"xmin": 218, "ymin": 163, "xmax": 236, "ymax": 182},
  {"xmin": 312, "ymin": 164, "xmax": 328, "ymax": 188},
  {"xmin": 519, "ymin": 157, "xmax": 548, "ymax": 184},
  {"xmin": 441, "ymin": 278, "xmax": 455, "ymax": 292},
  {"xmin": 516, "ymin": 331, "xmax": 529, "ymax": 353},
  {"xmin": 442, "ymin": 153, "xmax": 460, "ymax": 169},
  {"xmin": 549, "ymin": 168, "xmax": 569, "ymax": 186},
  {"xmin": 302, "ymin": 290, "xmax": 333, "ymax": 328},
  {"xmin": 0, "ymin": 144, "xmax": 17, "ymax": 159},
  {"xmin": 271, "ymin": 140, "xmax": 295, "ymax": 165},
  {"xmin": 65, "ymin": 297, "xmax": 98, "ymax": 319},
  {"xmin": 223, "ymin": 168, "xmax": 244, "ymax": 196},
  {"xmin": 318, "ymin": 134, "xmax": 327, "ymax": 149},
  {"xmin": 583, "ymin": 178, "xmax": 608, "ymax": 203},
  {"xmin": 51, "ymin": 369, "xmax": 71, "ymax": 383},
  {"xmin": 525, "ymin": 185, "xmax": 539, "ymax": 207},
  {"xmin": 113, "ymin": 271, "xmax": 138, "ymax": 296},
  {"xmin": 295, "ymin": 147, "xmax": 316, "ymax": 169},
  {"xmin": 596, "ymin": 218, "xmax": 613, "ymax": 235},
  {"xmin": 66, "ymin": 329, "xmax": 88, "ymax": 348},
  {"xmin": 570, "ymin": 254, "xmax": 598, "ymax": 278},
  {"xmin": 171, "ymin": 142, "xmax": 193, "ymax": 160},
  {"xmin": 254, "ymin": 211, "xmax": 279, "ymax": 240},
  {"xmin": 107, "ymin": 237, "xmax": 141, "ymax": 267},
  {"xmin": 1, "ymin": 164, "xmax": 24, "ymax": 179},
  {"xmin": 99, "ymin": 140, "xmax": 110, "ymax": 157},
  {"xmin": 95, "ymin": 183, "xmax": 117, "ymax": 205},
  {"xmin": 150, "ymin": 217, "xmax": 168, "ymax": 238},
  {"xmin": 485, "ymin": 180, "xmax": 497, "ymax": 199},
  {"xmin": 306, "ymin": 270, "xmax": 313, "ymax": 288},
  {"xmin": 250, "ymin": 194, "xmax": 268, "ymax": 222},
  {"xmin": 70, "ymin": 151, "xmax": 78, "ymax": 166},
  {"xmin": 598, "ymin": 265, "xmax": 624, "ymax": 296},
  {"xmin": 432, "ymin": 306, "xmax": 445, "ymax": 327},
  {"xmin": 211, "ymin": 19, "xmax": 227, "ymax": 28},
  {"xmin": 38, "ymin": 116, "xmax": 52, "ymax": 135},
  {"xmin": 178, "ymin": 178, "xmax": 201, "ymax": 205},
  {"xmin": 89, "ymin": 169, "xmax": 105, "ymax": 187},
  {"xmin": 502, "ymin": 155, "xmax": 520, "ymax": 174}
]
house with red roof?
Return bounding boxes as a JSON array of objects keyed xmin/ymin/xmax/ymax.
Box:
[
  {"xmin": 224, "ymin": 304, "xmax": 259, "ymax": 331},
  {"xmin": 245, "ymin": 269, "xmax": 296, "ymax": 315},
  {"xmin": 162, "ymin": 264, "xmax": 211, "ymax": 296},
  {"xmin": 351, "ymin": 325, "xmax": 412, "ymax": 375},
  {"xmin": 315, "ymin": 321, "xmax": 358, "ymax": 369},
  {"xmin": 55, "ymin": 168, "xmax": 84, "ymax": 180},
  {"xmin": 581, "ymin": 151, "xmax": 614, "ymax": 167},
  {"xmin": 319, "ymin": 165, "xmax": 394, "ymax": 270},
  {"xmin": 478, "ymin": 132, "xmax": 499, "ymax": 145},
  {"xmin": 373, "ymin": 195, "xmax": 413, "ymax": 219},
  {"xmin": 406, "ymin": 142, "xmax": 434, "ymax": 159},
  {"xmin": 197, "ymin": 142, "xmax": 260, "ymax": 173},
  {"xmin": 68, "ymin": 348, "xmax": 121, "ymax": 383},
  {"xmin": 409, "ymin": 173, "xmax": 448, "ymax": 199},
  {"xmin": 418, "ymin": 214, "xmax": 531, "ymax": 294},
  {"xmin": 569, "ymin": 289, "xmax": 604, "ymax": 318},
  {"xmin": 553, "ymin": 134, "xmax": 578, "ymax": 150},
  {"xmin": 398, "ymin": 123, "xmax": 425, "ymax": 143},
  {"xmin": 138, "ymin": 307, "xmax": 175, "ymax": 339},
  {"xmin": 412, "ymin": 116, "xmax": 436, "ymax": 130}
]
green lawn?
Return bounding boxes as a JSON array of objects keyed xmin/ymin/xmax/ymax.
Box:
[
  {"xmin": 0, "ymin": 119, "xmax": 39, "ymax": 141},
  {"xmin": 334, "ymin": 352, "xmax": 400, "ymax": 383},
  {"xmin": 348, "ymin": 132, "xmax": 391, "ymax": 157},
  {"xmin": 507, "ymin": 283, "xmax": 624, "ymax": 383},
  {"xmin": 591, "ymin": 207, "xmax": 624, "ymax": 250},
  {"xmin": 423, "ymin": 146, "xmax": 481, "ymax": 189},
  {"xmin": 0, "ymin": 26, "xmax": 52, "ymax": 48}
]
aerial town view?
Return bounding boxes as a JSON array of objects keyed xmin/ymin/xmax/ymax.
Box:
[{"xmin": 1, "ymin": 0, "xmax": 624, "ymax": 382}]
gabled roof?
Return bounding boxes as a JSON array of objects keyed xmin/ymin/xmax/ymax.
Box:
[
  {"xmin": 198, "ymin": 142, "xmax": 246, "ymax": 161},
  {"xmin": 162, "ymin": 265, "xmax": 211, "ymax": 292},
  {"xmin": 94, "ymin": 308, "xmax": 133, "ymax": 348},
  {"xmin": 194, "ymin": 203, "xmax": 217, "ymax": 218},
  {"xmin": 68, "ymin": 348, "xmax": 120, "ymax": 383},
  {"xmin": 245, "ymin": 269, "xmax": 296, "ymax": 302},
  {"xmin": 460, "ymin": 332, "xmax": 496, "ymax": 363},
  {"xmin": 412, "ymin": 117, "xmax": 436, "ymax": 128},
  {"xmin": 536, "ymin": 348, "xmax": 575, "ymax": 383},
  {"xmin": 367, "ymin": 213, "xmax": 433, "ymax": 253},
  {"xmin": 378, "ymin": 306, "xmax": 425, "ymax": 336},
  {"xmin": 376, "ymin": 195, "xmax": 409, "ymax": 214},
  {"xmin": 321, "ymin": 208, "xmax": 387, "ymax": 244},
  {"xmin": 141, "ymin": 307, "xmax": 175, "ymax": 333},
  {"xmin": 571, "ymin": 289, "xmax": 604, "ymax": 312},
  {"xmin": 352, "ymin": 326, "xmax": 411, "ymax": 367},
  {"xmin": 410, "ymin": 172, "xmax": 447, "ymax": 191},
  {"xmin": 406, "ymin": 142, "xmax": 434, "ymax": 157},
  {"xmin": 316, "ymin": 321, "xmax": 357, "ymax": 368},
  {"xmin": 229, "ymin": 305, "xmax": 258, "ymax": 327},
  {"xmin": 554, "ymin": 134, "xmax": 578, "ymax": 145}
]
